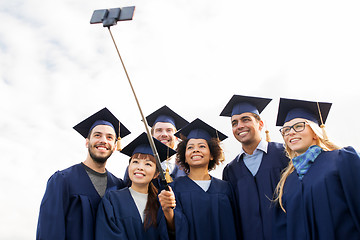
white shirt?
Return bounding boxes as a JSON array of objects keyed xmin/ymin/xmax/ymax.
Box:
[
  {"xmin": 193, "ymin": 179, "xmax": 211, "ymax": 192},
  {"xmin": 161, "ymin": 155, "xmax": 176, "ymax": 173}
]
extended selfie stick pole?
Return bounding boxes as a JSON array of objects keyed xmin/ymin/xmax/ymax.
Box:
[
  {"xmin": 108, "ymin": 28, "xmax": 170, "ymax": 191},
  {"xmin": 90, "ymin": 7, "xmax": 170, "ymax": 191}
]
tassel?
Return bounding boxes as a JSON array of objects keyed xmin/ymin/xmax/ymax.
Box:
[
  {"xmin": 116, "ymin": 137, "xmax": 122, "ymax": 151},
  {"xmin": 265, "ymin": 130, "xmax": 271, "ymax": 142},
  {"xmin": 264, "ymin": 120, "xmax": 271, "ymax": 142},
  {"xmin": 165, "ymin": 168, "xmax": 173, "ymax": 183},
  {"xmin": 117, "ymin": 121, "xmax": 122, "ymax": 151},
  {"xmin": 320, "ymin": 124, "xmax": 328, "ymax": 141},
  {"xmin": 316, "ymin": 102, "xmax": 328, "ymax": 141}
]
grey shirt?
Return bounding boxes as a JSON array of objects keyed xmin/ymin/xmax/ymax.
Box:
[{"xmin": 82, "ymin": 163, "xmax": 107, "ymax": 197}]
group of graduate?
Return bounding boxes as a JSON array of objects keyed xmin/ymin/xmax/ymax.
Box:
[{"xmin": 36, "ymin": 94, "xmax": 360, "ymax": 240}]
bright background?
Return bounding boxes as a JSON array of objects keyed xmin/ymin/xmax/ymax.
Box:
[{"xmin": 1, "ymin": 0, "xmax": 360, "ymax": 239}]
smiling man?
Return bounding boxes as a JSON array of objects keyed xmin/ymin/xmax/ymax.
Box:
[
  {"xmin": 220, "ymin": 95, "xmax": 289, "ymax": 240},
  {"xmin": 36, "ymin": 108, "xmax": 130, "ymax": 240}
]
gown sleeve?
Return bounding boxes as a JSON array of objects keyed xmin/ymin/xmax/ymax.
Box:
[
  {"xmin": 36, "ymin": 171, "xmax": 69, "ymax": 240},
  {"xmin": 337, "ymin": 147, "xmax": 360, "ymax": 232},
  {"xmin": 172, "ymin": 198, "xmax": 189, "ymax": 239},
  {"xmin": 222, "ymin": 164, "xmax": 230, "ymax": 181}
]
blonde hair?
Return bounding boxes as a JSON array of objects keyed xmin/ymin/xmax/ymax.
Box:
[{"xmin": 274, "ymin": 120, "xmax": 340, "ymax": 212}]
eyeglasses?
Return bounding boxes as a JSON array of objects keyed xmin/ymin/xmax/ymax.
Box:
[{"xmin": 279, "ymin": 122, "xmax": 306, "ymax": 136}]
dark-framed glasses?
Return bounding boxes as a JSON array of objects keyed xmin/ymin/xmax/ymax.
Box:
[{"xmin": 279, "ymin": 122, "xmax": 306, "ymax": 136}]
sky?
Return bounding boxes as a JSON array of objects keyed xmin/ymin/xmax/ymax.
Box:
[{"xmin": 1, "ymin": 0, "xmax": 360, "ymax": 239}]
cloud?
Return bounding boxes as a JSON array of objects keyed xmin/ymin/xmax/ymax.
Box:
[{"xmin": 1, "ymin": 0, "xmax": 360, "ymax": 238}]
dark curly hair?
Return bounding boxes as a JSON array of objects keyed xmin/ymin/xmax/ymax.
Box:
[{"xmin": 176, "ymin": 137, "xmax": 224, "ymax": 174}]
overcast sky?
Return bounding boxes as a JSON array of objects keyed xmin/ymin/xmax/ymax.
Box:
[{"xmin": 1, "ymin": 0, "xmax": 360, "ymax": 239}]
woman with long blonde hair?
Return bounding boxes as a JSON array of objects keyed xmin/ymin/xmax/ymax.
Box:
[{"xmin": 273, "ymin": 98, "xmax": 360, "ymax": 240}]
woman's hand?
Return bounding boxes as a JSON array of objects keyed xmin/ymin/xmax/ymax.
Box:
[{"xmin": 158, "ymin": 186, "xmax": 176, "ymax": 230}]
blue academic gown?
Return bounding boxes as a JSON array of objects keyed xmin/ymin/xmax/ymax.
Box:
[
  {"xmin": 222, "ymin": 142, "xmax": 289, "ymax": 240},
  {"xmin": 36, "ymin": 163, "xmax": 124, "ymax": 240},
  {"xmin": 95, "ymin": 187, "xmax": 169, "ymax": 240},
  {"xmin": 273, "ymin": 146, "xmax": 360, "ymax": 240},
  {"xmin": 171, "ymin": 175, "xmax": 238, "ymax": 240}
]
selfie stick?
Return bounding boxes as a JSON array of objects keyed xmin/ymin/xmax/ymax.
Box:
[{"xmin": 90, "ymin": 7, "xmax": 170, "ymax": 191}]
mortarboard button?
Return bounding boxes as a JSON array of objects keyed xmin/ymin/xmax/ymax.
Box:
[
  {"xmin": 220, "ymin": 94, "xmax": 272, "ymax": 142},
  {"xmin": 121, "ymin": 132, "xmax": 176, "ymax": 162},
  {"xmin": 276, "ymin": 98, "xmax": 332, "ymax": 126},
  {"xmin": 220, "ymin": 95, "xmax": 272, "ymax": 117},
  {"xmin": 276, "ymin": 98, "xmax": 332, "ymax": 141},
  {"xmin": 175, "ymin": 118, "xmax": 227, "ymax": 141},
  {"xmin": 73, "ymin": 107, "xmax": 131, "ymax": 149},
  {"xmin": 146, "ymin": 105, "xmax": 189, "ymax": 130}
]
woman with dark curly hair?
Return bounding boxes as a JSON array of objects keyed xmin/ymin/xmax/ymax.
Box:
[{"xmin": 158, "ymin": 118, "xmax": 239, "ymax": 240}]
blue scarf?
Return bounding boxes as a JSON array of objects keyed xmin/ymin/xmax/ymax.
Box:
[{"xmin": 292, "ymin": 145, "xmax": 322, "ymax": 180}]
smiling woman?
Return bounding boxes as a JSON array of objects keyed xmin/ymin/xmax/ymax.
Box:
[
  {"xmin": 95, "ymin": 132, "xmax": 176, "ymax": 240},
  {"xmin": 273, "ymin": 98, "xmax": 360, "ymax": 240},
  {"xmin": 158, "ymin": 118, "xmax": 239, "ymax": 240}
]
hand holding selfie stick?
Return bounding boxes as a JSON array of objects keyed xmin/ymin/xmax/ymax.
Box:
[{"xmin": 90, "ymin": 7, "xmax": 170, "ymax": 191}]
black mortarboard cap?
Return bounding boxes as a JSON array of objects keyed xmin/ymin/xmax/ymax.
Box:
[
  {"xmin": 276, "ymin": 98, "xmax": 332, "ymax": 126},
  {"xmin": 174, "ymin": 118, "xmax": 227, "ymax": 141},
  {"xmin": 73, "ymin": 107, "xmax": 131, "ymax": 139},
  {"xmin": 146, "ymin": 105, "xmax": 189, "ymax": 130},
  {"xmin": 220, "ymin": 95, "xmax": 272, "ymax": 117},
  {"xmin": 121, "ymin": 132, "xmax": 176, "ymax": 162}
]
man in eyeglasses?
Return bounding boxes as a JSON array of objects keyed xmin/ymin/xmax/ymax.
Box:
[{"xmin": 220, "ymin": 95, "xmax": 289, "ymax": 240}]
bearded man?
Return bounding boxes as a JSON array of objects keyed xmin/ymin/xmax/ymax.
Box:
[{"xmin": 36, "ymin": 108, "xmax": 130, "ymax": 240}]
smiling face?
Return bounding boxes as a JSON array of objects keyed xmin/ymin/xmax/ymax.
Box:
[
  {"xmin": 86, "ymin": 125, "xmax": 116, "ymax": 164},
  {"xmin": 282, "ymin": 118, "xmax": 318, "ymax": 155},
  {"xmin": 231, "ymin": 112, "xmax": 263, "ymax": 146},
  {"xmin": 185, "ymin": 138, "xmax": 213, "ymax": 170},
  {"xmin": 152, "ymin": 122, "xmax": 177, "ymax": 149},
  {"xmin": 128, "ymin": 154, "xmax": 158, "ymax": 190}
]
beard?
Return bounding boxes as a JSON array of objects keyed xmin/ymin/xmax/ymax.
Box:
[{"xmin": 88, "ymin": 144, "xmax": 112, "ymax": 164}]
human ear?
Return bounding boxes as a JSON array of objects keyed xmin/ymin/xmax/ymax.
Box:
[
  {"xmin": 258, "ymin": 120, "xmax": 264, "ymax": 131},
  {"xmin": 313, "ymin": 133, "xmax": 318, "ymax": 140}
]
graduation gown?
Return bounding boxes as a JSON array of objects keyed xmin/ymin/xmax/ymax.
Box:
[
  {"xmin": 222, "ymin": 142, "xmax": 289, "ymax": 240},
  {"xmin": 172, "ymin": 175, "xmax": 238, "ymax": 240},
  {"xmin": 36, "ymin": 163, "xmax": 124, "ymax": 240},
  {"xmin": 95, "ymin": 187, "xmax": 169, "ymax": 240},
  {"xmin": 273, "ymin": 146, "xmax": 360, "ymax": 240}
]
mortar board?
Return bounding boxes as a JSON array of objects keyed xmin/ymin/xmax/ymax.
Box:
[
  {"xmin": 220, "ymin": 95, "xmax": 272, "ymax": 117},
  {"xmin": 276, "ymin": 98, "xmax": 332, "ymax": 126},
  {"xmin": 146, "ymin": 105, "xmax": 189, "ymax": 130},
  {"xmin": 121, "ymin": 132, "xmax": 176, "ymax": 162},
  {"xmin": 175, "ymin": 118, "xmax": 227, "ymax": 141},
  {"xmin": 73, "ymin": 107, "xmax": 131, "ymax": 139}
]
